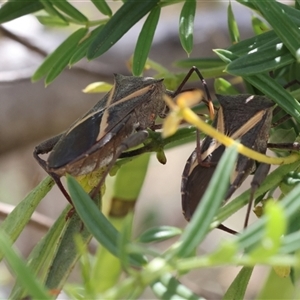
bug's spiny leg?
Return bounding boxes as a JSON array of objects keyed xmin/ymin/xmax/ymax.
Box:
[
  {"xmin": 244, "ymin": 163, "xmax": 270, "ymax": 228},
  {"xmin": 168, "ymin": 66, "xmax": 214, "ymax": 118},
  {"xmin": 33, "ymin": 134, "xmax": 63, "ymax": 171},
  {"xmin": 217, "ymin": 224, "xmax": 237, "ymax": 235},
  {"xmin": 267, "ymin": 142, "xmax": 300, "ymax": 151}
]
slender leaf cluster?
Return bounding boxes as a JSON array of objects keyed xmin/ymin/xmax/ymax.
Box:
[{"xmin": 1, "ymin": 1, "xmax": 300, "ymax": 299}]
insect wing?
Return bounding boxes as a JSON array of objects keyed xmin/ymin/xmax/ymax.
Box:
[
  {"xmin": 48, "ymin": 74, "xmax": 165, "ymax": 170},
  {"xmin": 182, "ymin": 94, "xmax": 275, "ymax": 220},
  {"xmin": 182, "ymin": 145, "xmax": 225, "ymax": 221}
]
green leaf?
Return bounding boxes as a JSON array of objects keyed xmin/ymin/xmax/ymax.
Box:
[
  {"xmin": 113, "ymin": 154, "xmax": 150, "ymax": 200},
  {"xmin": 213, "ymin": 49, "xmax": 239, "ymax": 64},
  {"xmin": 223, "ymin": 267, "xmax": 253, "ymax": 300},
  {"xmin": 250, "ymin": 201, "xmax": 286, "ymax": 259},
  {"xmin": 236, "ymin": 173, "xmax": 300, "ymax": 251},
  {"xmin": 227, "ymin": 30, "xmax": 278, "ymax": 56},
  {"xmin": 32, "ymin": 27, "xmax": 88, "ymax": 83},
  {"xmin": 69, "ymin": 25, "xmax": 104, "ymax": 66},
  {"xmin": 0, "ymin": 177, "xmax": 54, "ymax": 262},
  {"xmin": 243, "ymin": 74, "xmax": 300, "ymax": 123},
  {"xmin": 39, "ymin": 0, "xmax": 68, "ymax": 22},
  {"xmin": 152, "ymin": 273, "xmax": 203, "ymax": 300},
  {"xmin": 214, "ymin": 78, "xmax": 240, "ymax": 95},
  {"xmin": 281, "ymin": 230, "xmax": 300, "ymax": 254},
  {"xmin": 175, "ymin": 57, "xmax": 226, "ymax": 78},
  {"xmin": 44, "ymin": 207, "xmax": 93, "ymax": 291},
  {"xmin": 67, "ymin": 175, "xmax": 145, "ymax": 266},
  {"xmin": 138, "ymin": 226, "xmax": 182, "ymax": 243},
  {"xmin": 253, "ymin": 0, "xmax": 300, "ymax": 62},
  {"xmin": 179, "ymin": 0, "xmax": 196, "ymax": 55},
  {"xmin": 91, "ymin": 0, "xmax": 112, "ymax": 17},
  {"xmin": 36, "ymin": 15, "xmax": 69, "ymax": 27},
  {"xmin": 87, "ymin": 0, "xmax": 159, "ymax": 59},
  {"xmin": 173, "ymin": 145, "xmax": 238, "ymax": 258},
  {"xmin": 50, "ymin": 0, "xmax": 88, "ymax": 22},
  {"xmin": 213, "ymin": 49, "xmax": 300, "ymax": 123},
  {"xmin": 251, "ymin": 16, "xmax": 270, "ymax": 35},
  {"xmin": 0, "ymin": 231, "xmax": 51, "ymax": 300},
  {"xmin": 226, "ymin": 41, "xmax": 295, "ymax": 76},
  {"xmin": 227, "ymin": 2, "xmax": 240, "ymax": 43},
  {"xmin": 82, "ymin": 81, "xmax": 113, "ymax": 93},
  {"xmin": 133, "ymin": 6, "xmax": 160, "ymax": 76},
  {"xmin": 0, "ymin": 0, "xmax": 43, "ymax": 24},
  {"xmin": 9, "ymin": 205, "xmax": 71, "ymax": 299},
  {"xmin": 234, "ymin": 0, "xmax": 256, "ymax": 10}
]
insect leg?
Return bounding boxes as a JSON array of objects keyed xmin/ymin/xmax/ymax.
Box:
[
  {"xmin": 33, "ymin": 133, "xmax": 63, "ymax": 170},
  {"xmin": 33, "ymin": 133, "xmax": 73, "ymax": 205},
  {"xmin": 244, "ymin": 163, "xmax": 270, "ymax": 228},
  {"xmin": 267, "ymin": 142, "xmax": 300, "ymax": 151},
  {"xmin": 90, "ymin": 130, "xmax": 149, "ymax": 199},
  {"xmin": 167, "ymin": 66, "xmax": 214, "ymax": 119}
]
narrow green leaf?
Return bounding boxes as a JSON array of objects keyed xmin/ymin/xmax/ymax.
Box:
[
  {"xmin": 214, "ymin": 78, "xmax": 240, "ymax": 95},
  {"xmin": 152, "ymin": 273, "xmax": 203, "ymax": 300},
  {"xmin": 9, "ymin": 205, "xmax": 70, "ymax": 300},
  {"xmin": 50, "ymin": 0, "xmax": 88, "ymax": 22},
  {"xmin": 87, "ymin": 0, "xmax": 159, "ymax": 59},
  {"xmin": 213, "ymin": 49, "xmax": 300, "ymax": 123},
  {"xmin": 226, "ymin": 41, "xmax": 295, "ymax": 76},
  {"xmin": 0, "ymin": 0, "xmax": 43, "ymax": 23},
  {"xmin": 179, "ymin": 0, "xmax": 196, "ymax": 55},
  {"xmin": 175, "ymin": 57, "xmax": 226, "ymax": 78},
  {"xmin": 36, "ymin": 15, "xmax": 69, "ymax": 27},
  {"xmin": 45, "ymin": 208, "xmax": 94, "ymax": 291},
  {"xmin": 91, "ymin": 0, "xmax": 112, "ymax": 16},
  {"xmin": 133, "ymin": 6, "xmax": 160, "ymax": 76},
  {"xmin": 227, "ymin": 2, "xmax": 240, "ymax": 43},
  {"xmin": 0, "ymin": 176, "xmax": 54, "ymax": 262},
  {"xmin": 39, "ymin": 0, "xmax": 68, "ymax": 22},
  {"xmin": 137, "ymin": 226, "xmax": 182, "ymax": 243},
  {"xmin": 236, "ymin": 176, "xmax": 300, "ymax": 251},
  {"xmin": 227, "ymin": 30, "xmax": 278, "ymax": 56},
  {"xmin": 67, "ymin": 176, "xmax": 145, "ymax": 266},
  {"xmin": 250, "ymin": 201, "xmax": 286, "ymax": 259},
  {"xmin": 118, "ymin": 213, "xmax": 134, "ymax": 271},
  {"xmin": 243, "ymin": 74, "xmax": 300, "ymax": 123},
  {"xmin": 223, "ymin": 267, "xmax": 253, "ymax": 300},
  {"xmin": 45, "ymin": 30, "xmax": 89, "ymax": 84},
  {"xmin": 32, "ymin": 27, "xmax": 88, "ymax": 82},
  {"xmin": 173, "ymin": 146, "xmax": 238, "ymax": 258},
  {"xmin": 213, "ymin": 49, "xmax": 239, "ymax": 64},
  {"xmin": 281, "ymin": 230, "xmax": 300, "ymax": 254},
  {"xmin": 234, "ymin": 0, "xmax": 256, "ymax": 10},
  {"xmin": 92, "ymin": 243, "xmax": 122, "ymax": 293},
  {"xmin": 67, "ymin": 176, "xmax": 118, "ymax": 255},
  {"xmin": 253, "ymin": 0, "xmax": 300, "ymax": 61},
  {"xmin": 114, "ymin": 154, "xmax": 150, "ymax": 200},
  {"xmin": 296, "ymin": 0, "xmax": 300, "ymax": 10},
  {"xmin": 69, "ymin": 25, "xmax": 104, "ymax": 65},
  {"xmin": 251, "ymin": 16, "xmax": 270, "ymax": 35},
  {"xmin": 0, "ymin": 231, "xmax": 51, "ymax": 300}
]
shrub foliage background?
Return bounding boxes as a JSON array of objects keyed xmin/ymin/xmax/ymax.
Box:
[{"xmin": 1, "ymin": 0, "xmax": 300, "ymax": 299}]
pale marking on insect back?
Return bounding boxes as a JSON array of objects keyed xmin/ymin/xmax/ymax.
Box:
[
  {"xmin": 65, "ymin": 83, "xmax": 154, "ymax": 139},
  {"xmin": 96, "ymin": 85, "xmax": 155, "ymax": 141},
  {"xmin": 230, "ymin": 110, "xmax": 266, "ymax": 140},
  {"xmin": 66, "ymin": 86, "xmax": 115, "ymax": 134},
  {"xmin": 188, "ymin": 109, "xmax": 267, "ymax": 175},
  {"xmin": 99, "ymin": 83, "xmax": 116, "ymax": 140}
]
